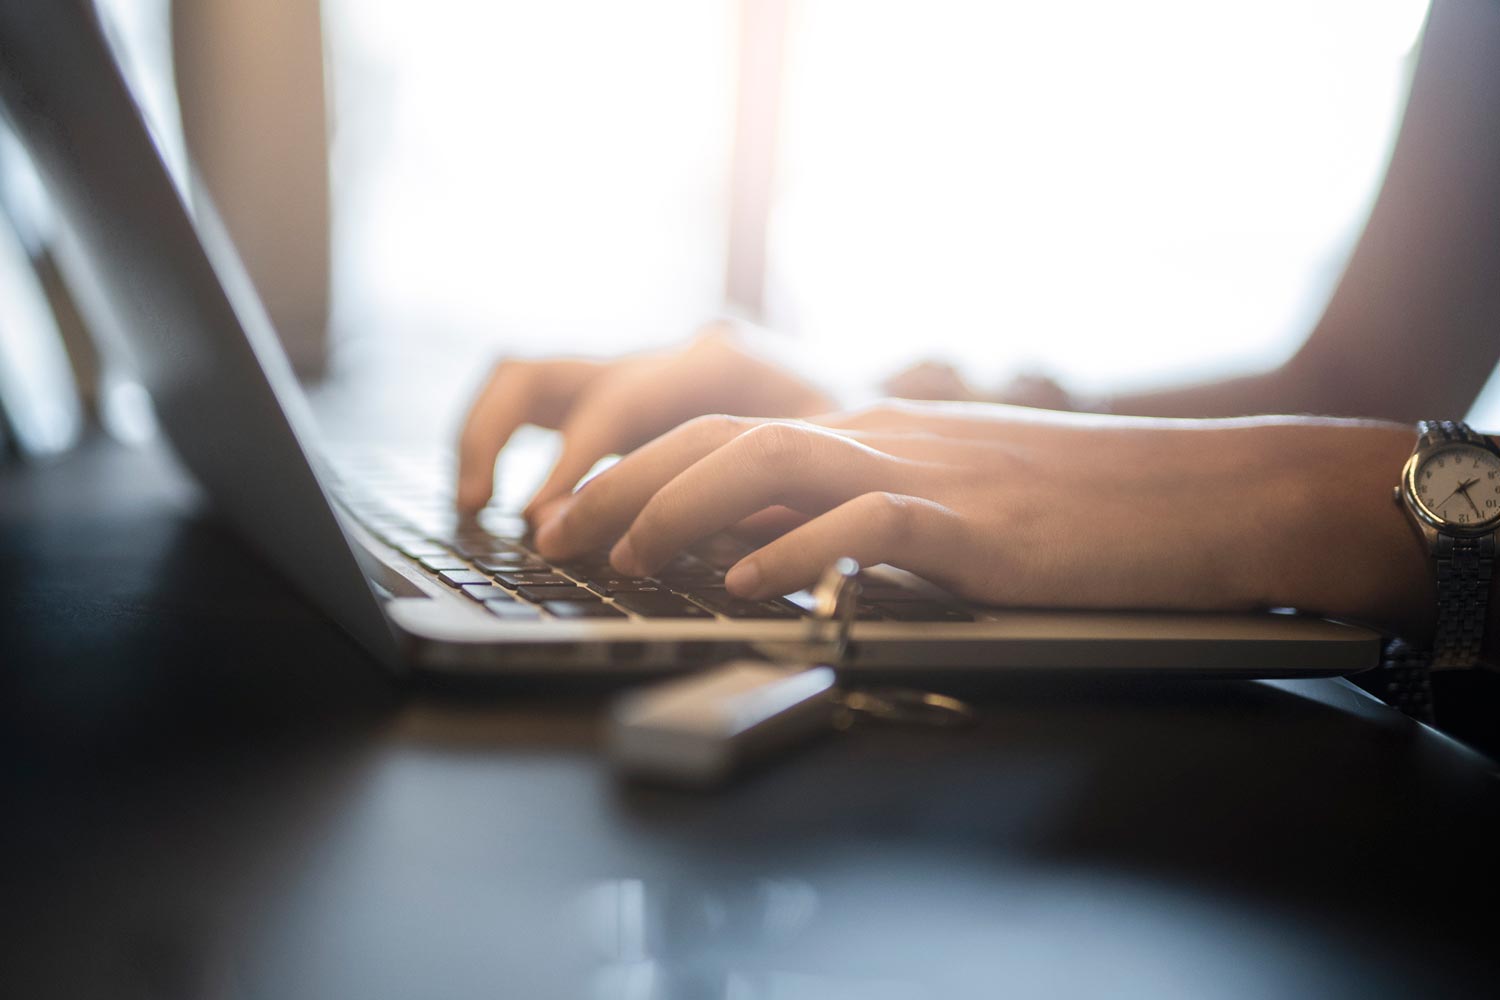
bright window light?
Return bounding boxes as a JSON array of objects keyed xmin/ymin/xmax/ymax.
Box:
[
  {"xmin": 768, "ymin": 0, "xmax": 1432, "ymax": 392},
  {"xmin": 323, "ymin": 0, "xmax": 1430, "ymax": 405}
]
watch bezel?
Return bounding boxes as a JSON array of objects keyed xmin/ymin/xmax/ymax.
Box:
[{"xmin": 1402, "ymin": 440, "xmax": 1500, "ymax": 536}]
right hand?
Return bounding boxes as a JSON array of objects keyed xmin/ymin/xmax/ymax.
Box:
[{"xmin": 455, "ymin": 324, "xmax": 836, "ymax": 518}]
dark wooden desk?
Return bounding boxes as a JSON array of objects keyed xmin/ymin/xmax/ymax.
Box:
[{"xmin": 4, "ymin": 437, "xmax": 1498, "ymax": 999}]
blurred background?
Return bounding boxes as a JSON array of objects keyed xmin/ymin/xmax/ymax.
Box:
[{"xmin": 6, "ymin": 0, "xmax": 1497, "ymax": 458}]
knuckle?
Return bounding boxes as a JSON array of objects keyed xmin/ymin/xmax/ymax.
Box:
[
  {"xmin": 857, "ymin": 491, "xmax": 915, "ymax": 542},
  {"xmin": 457, "ymin": 421, "xmax": 493, "ymax": 463},
  {"xmin": 486, "ymin": 357, "xmax": 522, "ymax": 385},
  {"xmin": 737, "ymin": 421, "xmax": 816, "ymax": 469},
  {"xmin": 681, "ymin": 412, "xmax": 744, "ymax": 443}
]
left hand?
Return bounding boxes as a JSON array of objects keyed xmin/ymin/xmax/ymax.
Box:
[{"xmin": 531, "ymin": 401, "xmax": 1421, "ymax": 620}]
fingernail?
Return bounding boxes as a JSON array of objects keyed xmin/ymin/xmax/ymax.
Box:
[
  {"xmin": 534, "ymin": 519, "xmax": 561, "ymax": 554},
  {"xmin": 610, "ymin": 535, "xmax": 640, "ymax": 576},
  {"xmin": 724, "ymin": 559, "xmax": 762, "ymax": 597}
]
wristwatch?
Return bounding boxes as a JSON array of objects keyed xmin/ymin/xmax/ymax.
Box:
[{"xmin": 1395, "ymin": 420, "xmax": 1500, "ymax": 671}]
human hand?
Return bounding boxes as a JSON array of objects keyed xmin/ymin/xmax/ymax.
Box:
[
  {"xmin": 531, "ymin": 401, "xmax": 1428, "ymax": 633},
  {"xmin": 881, "ymin": 362, "xmax": 1083, "ymax": 411},
  {"xmin": 455, "ymin": 324, "xmax": 836, "ymax": 516}
]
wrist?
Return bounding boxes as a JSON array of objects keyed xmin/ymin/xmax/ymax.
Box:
[{"xmin": 1253, "ymin": 421, "xmax": 1434, "ymax": 638}]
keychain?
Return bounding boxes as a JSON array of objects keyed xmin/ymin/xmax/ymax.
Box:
[{"xmin": 608, "ymin": 559, "xmax": 976, "ymax": 788}]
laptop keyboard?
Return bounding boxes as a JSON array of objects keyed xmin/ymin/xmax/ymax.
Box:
[{"xmin": 326, "ymin": 453, "xmax": 974, "ymax": 624}]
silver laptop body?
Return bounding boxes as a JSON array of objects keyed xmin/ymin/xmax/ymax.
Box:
[{"xmin": 0, "ymin": 1, "xmax": 1379, "ymax": 680}]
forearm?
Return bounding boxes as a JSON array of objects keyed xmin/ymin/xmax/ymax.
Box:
[{"xmin": 1103, "ymin": 365, "xmax": 1328, "ymax": 420}]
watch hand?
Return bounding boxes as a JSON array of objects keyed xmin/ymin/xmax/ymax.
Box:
[
  {"xmin": 1462, "ymin": 488, "xmax": 1482, "ymax": 517},
  {"xmin": 1433, "ymin": 486, "xmax": 1464, "ymax": 511}
]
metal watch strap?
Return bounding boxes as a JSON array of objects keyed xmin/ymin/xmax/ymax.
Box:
[
  {"xmin": 1359, "ymin": 638, "xmax": 1436, "ymax": 724},
  {"xmin": 1415, "ymin": 419, "xmax": 1496, "ymax": 670},
  {"xmin": 1430, "ymin": 532, "xmax": 1495, "ymax": 670},
  {"xmin": 1417, "ymin": 418, "xmax": 1485, "ymax": 448}
]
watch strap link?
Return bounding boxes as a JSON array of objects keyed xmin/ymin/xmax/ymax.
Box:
[
  {"xmin": 1416, "ymin": 419, "xmax": 1485, "ymax": 447},
  {"xmin": 1431, "ymin": 532, "xmax": 1495, "ymax": 670},
  {"xmin": 1362, "ymin": 638, "xmax": 1436, "ymax": 724}
]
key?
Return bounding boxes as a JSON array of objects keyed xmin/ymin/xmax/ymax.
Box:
[
  {"xmin": 418, "ymin": 555, "xmax": 471, "ymax": 573},
  {"xmin": 544, "ymin": 601, "xmax": 628, "ymax": 619},
  {"xmin": 451, "ymin": 537, "xmax": 518, "ymax": 558},
  {"xmin": 611, "ymin": 591, "xmax": 714, "ymax": 618},
  {"xmin": 686, "ymin": 588, "xmax": 801, "ymax": 619},
  {"xmin": 490, "ymin": 570, "xmax": 575, "ymax": 588},
  {"xmin": 477, "ymin": 512, "xmax": 528, "ymax": 539},
  {"xmin": 515, "ymin": 584, "xmax": 595, "ymax": 603},
  {"xmin": 400, "ymin": 542, "xmax": 452, "ymax": 559},
  {"xmin": 582, "ymin": 576, "xmax": 662, "ymax": 594},
  {"xmin": 461, "ymin": 584, "xmax": 515, "ymax": 603},
  {"xmin": 653, "ymin": 553, "xmax": 722, "ymax": 581},
  {"xmin": 485, "ymin": 600, "xmax": 541, "ymax": 620},
  {"xmin": 691, "ymin": 535, "xmax": 752, "ymax": 570},
  {"xmin": 437, "ymin": 570, "xmax": 491, "ymax": 587},
  {"xmin": 552, "ymin": 553, "xmax": 616, "ymax": 578},
  {"xmin": 474, "ymin": 553, "xmax": 547, "ymax": 572}
]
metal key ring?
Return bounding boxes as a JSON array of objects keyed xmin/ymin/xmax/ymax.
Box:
[
  {"xmin": 836, "ymin": 688, "xmax": 978, "ymax": 729},
  {"xmin": 806, "ymin": 557, "xmax": 861, "ymax": 665}
]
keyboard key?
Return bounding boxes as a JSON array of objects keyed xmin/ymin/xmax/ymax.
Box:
[
  {"xmin": 452, "ymin": 537, "xmax": 519, "ymax": 558},
  {"xmin": 491, "ymin": 570, "xmax": 576, "ymax": 589},
  {"xmin": 382, "ymin": 531, "xmax": 434, "ymax": 550},
  {"xmin": 474, "ymin": 553, "xmax": 548, "ymax": 572},
  {"xmin": 401, "ymin": 542, "xmax": 452, "ymax": 559},
  {"xmin": 477, "ymin": 512, "xmax": 528, "ymax": 539},
  {"xmin": 873, "ymin": 601, "xmax": 973, "ymax": 622},
  {"xmin": 485, "ymin": 600, "xmax": 541, "ymax": 620},
  {"xmin": 685, "ymin": 588, "xmax": 801, "ymax": 619},
  {"xmin": 516, "ymin": 584, "xmax": 594, "ymax": 603},
  {"xmin": 552, "ymin": 552, "xmax": 616, "ymax": 577},
  {"xmin": 461, "ymin": 585, "xmax": 515, "ymax": 603},
  {"xmin": 437, "ymin": 570, "xmax": 491, "ymax": 587},
  {"xmin": 611, "ymin": 591, "xmax": 714, "ymax": 618},
  {"xmin": 543, "ymin": 600, "xmax": 628, "ymax": 619},
  {"xmin": 690, "ymin": 535, "xmax": 752, "ymax": 570},
  {"xmin": 582, "ymin": 576, "xmax": 662, "ymax": 594},
  {"xmin": 418, "ymin": 555, "xmax": 471, "ymax": 573},
  {"xmin": 781, "ymin": 590, "xmax": 882, "ymax": 619},
  {"xmin": 652, "ymin": 553, "xmax": 722, "ymax": 580}
]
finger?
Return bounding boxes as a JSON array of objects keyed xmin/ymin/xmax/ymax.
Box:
[
  {"xmin": 879, "ymin": 360, "xmax": 980, "ymax": 401},
  {"xmin": 533, "ymin": 413, "xmax": 761, "ymax": 558},
  {"xmin": 457, "ymin": 357, "xmax": 608, "ymax": 512},
  {"xmin": 727, "ymin": 506, "xmax": 809, "ymax": 543},
  {"xmin": 522, "ymin": 379, "xmax": 641, "ymax": 520},
  {"xmin": 523, "ymin": 356, "xmax": 726, "ymax": 520},
  {"xmin": 722, "ymin": 492, "xmax": 969, "ymax": 600},
  {"xmin": 528, "ymin": 493, "xmax": 573, "ymax": 529},
  {"xmin": 611, "ymin": 423, "xmax": 905, "ymax": 576},
  {"xmin": 456, "ymin": 362, "xmax": 540, "ymax": 512}
]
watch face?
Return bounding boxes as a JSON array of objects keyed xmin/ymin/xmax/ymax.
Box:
[{"xmin": 1413, "ymin": 444, "xmax": 1500, "ymax": 528}]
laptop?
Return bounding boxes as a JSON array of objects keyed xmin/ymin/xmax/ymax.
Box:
[{"xmin": 0, "ymin": 1, "xmax": 1379, "ymax": 680}]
